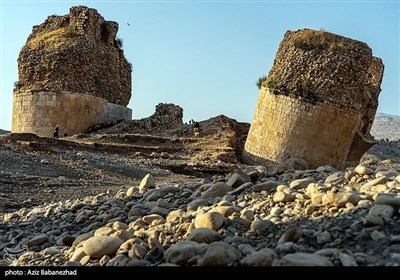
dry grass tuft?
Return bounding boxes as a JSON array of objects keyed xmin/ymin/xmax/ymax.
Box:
[
  {"xmin": 293, "ymin": 29, "xmax": 342, "ymax": 51},
  {"xmin": 27, "ymin": 25, "xmax": 79, "ymax": 49}
]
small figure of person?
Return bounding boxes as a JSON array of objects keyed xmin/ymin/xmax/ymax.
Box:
[
  {"xmin": 193, "ymin": 121, "xmax": 200, "ymax": 137},
  {"xmin": 53, "ymin": 125, "xmax": 60, "ymax": 139}
]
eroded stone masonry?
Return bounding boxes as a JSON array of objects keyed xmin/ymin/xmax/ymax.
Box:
[
  {"xmin": 12, "ymin": 6, "xmax": 132, "ymax": 137},
  {"xmin": 243, "ymin": 28, "xmax": 384, "ymax": 169}
]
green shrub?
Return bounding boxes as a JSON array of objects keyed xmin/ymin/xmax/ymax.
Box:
[
  {"xmin": 293, "ymin": 38, "xmax": 304, "ymax": 49},
  {"xmin": 256, "ymin": 75, "xmax": 267, "ymax": 89},
  {"xmin": 267, "ymin": 79, "xmax": 278, "ymax": 91},
  {"xmin": 13, "ymin": 81, "xmax": 20, "ymax": 89},
  {"xmin": 65, "ymin": 23, "xmax": 78, "ymax": 37},
  {"xmin": 295, "ymin": 79, "xmax": 318, "ymax": 101}
]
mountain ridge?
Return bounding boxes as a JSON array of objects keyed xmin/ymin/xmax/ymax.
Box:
[
  {"xmin": 371, "ymin": 112, "xmax": 400, "ymax": 140},
  {"xmin": 0, "ymin": 129, "xmax": 10, "ymax": 135},
  {"xmin": 376, "ymin": 112, "xmax": 400, "ymax": 118}
]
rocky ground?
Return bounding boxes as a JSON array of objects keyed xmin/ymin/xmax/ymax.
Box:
[{"xmin": 1, "ymin": 112, "xmax": 400, "ymax": 267}]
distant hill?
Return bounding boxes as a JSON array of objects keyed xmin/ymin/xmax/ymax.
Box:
[
  {"xmin": 0, "ymin": 129, "xmax": 10, "ymax": 135},
  {"xmin": 376, "ymin": 112, "xmax": 399, "ymax": 118},
  {"xmin": 371, "ymin": 113, "xmax": 400, "ymax": 141}
]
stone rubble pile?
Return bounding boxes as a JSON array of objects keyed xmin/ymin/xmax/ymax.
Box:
[
  {"xmin": 2, "ymin": 160, "xmax": 400, "ymax": 266},
  {"xmin": 97, "ymin": 103, "xmax": 184, "ymax": 134}
]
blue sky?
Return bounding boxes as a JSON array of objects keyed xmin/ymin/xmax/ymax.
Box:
[{"xmin": 0, "ymin": 0, "xmax": 399, "ymax": 131}]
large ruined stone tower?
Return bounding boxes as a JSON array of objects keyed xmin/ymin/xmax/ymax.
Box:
[
  {"xmin": 243, "ymin": 28, "xmax": 384, "ymax": 169},
  {"xmin": 12, "ymin": 6, "xmax": 132, "ymax": 137}
]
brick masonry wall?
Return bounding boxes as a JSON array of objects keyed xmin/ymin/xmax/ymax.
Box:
[
  {"xmin": 12, "ymin": 91, "xmax": 132, "ymax": 137},
  {"xmin": 243, "ymin": 87, "xmax": 361, "ymax": 169}
]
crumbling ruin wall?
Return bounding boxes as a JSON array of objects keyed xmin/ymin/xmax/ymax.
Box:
[
  {"xmin": 88, "ymin": 103, "xmax": 184, "ymax": 134},
  {"xmin": 130, "ymin": 103, "xmax": 184, "ymax": 130},
  {"xmin": 12, "ymin": 6, "xmax": 132, "ymax": 137},
  {"xmin": 243, "ymin": 28, "xmax": 384, "ymax": 169}
]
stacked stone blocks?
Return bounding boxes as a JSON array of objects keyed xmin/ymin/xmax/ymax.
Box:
[
  {"xmin": 13, "ymin": 91, "xmax": 131, "ymax": 137},
  {"xmin": 243, "ymin": 87, "xmax": 361, "ymax": 168}
]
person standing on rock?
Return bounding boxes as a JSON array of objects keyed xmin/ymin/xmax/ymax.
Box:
[
  {"xmin": 53, "ymin": 125, "xmax": 60, "ymax": 139},
  {"xmin": 193, "ymin": 121, "xmax": 200, "ymax": 137}
]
